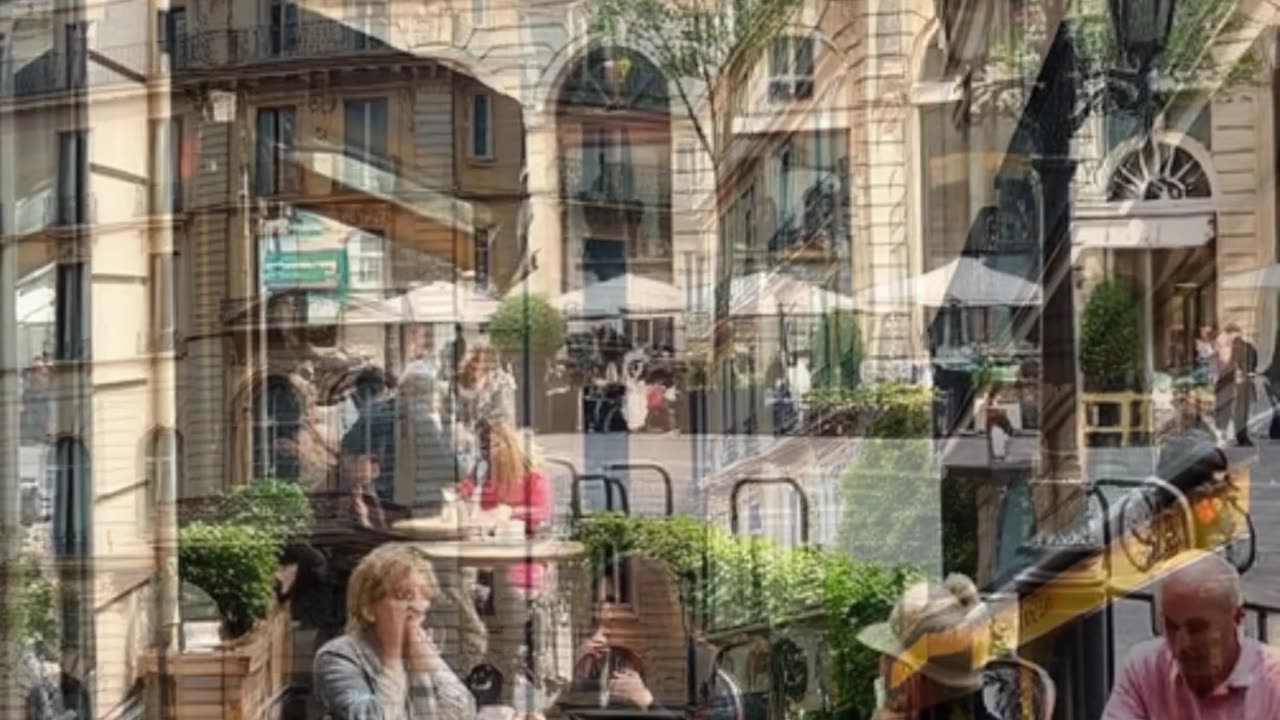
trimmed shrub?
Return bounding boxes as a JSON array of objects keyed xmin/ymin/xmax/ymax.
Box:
[
  {"xmin": 488, "ymin": 293, "xmax": 567, "ymax": 359},
  {"xmin": 178, "ymin": 521, "xmax": 280, "ymax": 638},
  {"xmin": 1080, "ymin": 279, "xmax": 1142, "ymax": 392}
]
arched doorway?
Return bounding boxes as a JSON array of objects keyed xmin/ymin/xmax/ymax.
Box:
[
  {"xmin": 555, "ymin": 45, "xmax": 673, "ymax": 291},
  {"xmin": 1079, "ymin": 138, "xmax": 1218, "ymax": 391}
]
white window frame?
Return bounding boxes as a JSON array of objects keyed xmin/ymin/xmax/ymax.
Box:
[
  {"xmin": 767, "ymin": 34, "xmax": 815, "ymax": 103},
  {"xmin": 467, "ymin": 92, "xmax": 494, "ymax": 161},
  {"xmin": 347, "ymin": 229, "xmax": 386, "ymax": 291},
  {"xmin": 471, "ymin": 0, "xmax": 489, "ymax": 27}
]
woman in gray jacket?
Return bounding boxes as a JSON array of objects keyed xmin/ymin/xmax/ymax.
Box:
[{"xmin": 315, "ymin": 544, "xmax": 476, "ymax": 720}]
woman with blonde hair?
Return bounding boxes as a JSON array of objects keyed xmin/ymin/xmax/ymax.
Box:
[
  {"xmin": 314, "ymin": 544, "xmax": 475, "ymax": 720},
  {"xmin": 458, "ymin": 420, "xmax": 551, "ymax": 591}
]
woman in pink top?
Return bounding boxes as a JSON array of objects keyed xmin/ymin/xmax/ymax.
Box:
[{"xmin": 458, "ymin": 421, "xmax": 552, "ymax": 592}]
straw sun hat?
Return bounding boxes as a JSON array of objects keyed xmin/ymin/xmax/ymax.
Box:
[{"xmin": 856, "ymin": 574, "xmax": 995, "ymax": 691}]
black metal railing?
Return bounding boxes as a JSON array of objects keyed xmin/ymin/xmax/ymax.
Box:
[{"xmin": 229, "ymin": 22, "xmax": 391, "ymax": 64}]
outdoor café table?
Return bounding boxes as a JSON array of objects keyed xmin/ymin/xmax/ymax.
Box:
[
  {"xmin": 412, "ymin": 539, "xmax": 586, "ymax": 563},
  {"xmin": 413, "ymin": 538, "xmax": 587, "ymax": 714}
]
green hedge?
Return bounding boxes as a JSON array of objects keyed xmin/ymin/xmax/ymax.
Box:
[
  {"xmin": 572, "ymin": 514, "xmax": 917, "ymax": 717},
  {"xmin": 178, "ymin": 479, "xmax": 313, "ymax": 638},
  {"xmin": 1080, "ymin": 279, "xmax": 1142, "ymax": 392},
  {"xmin": 806, "ymin": 382, "xmax": 932, "ymax": 437}
]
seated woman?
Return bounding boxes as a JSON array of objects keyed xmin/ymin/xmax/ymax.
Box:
[
  {"xmin": 557, "ymin": 560, "xmax": 663, "ymax": 714},
  {"xmin": 458, "ymin": 421, "xmax": 552, "ymax": 592},
  {"xmin": 314, "ymin": 543, "xmax": 476, "ymax": 720}
]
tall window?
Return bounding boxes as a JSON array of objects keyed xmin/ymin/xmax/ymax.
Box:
[
  {"xmin": 55, "ymin": 262, "xmax": 88, "ymax": 361},
  {"xmin": 157, "ymin": 8, "xmax": 188, "ymax": 69},
  {"xmin": 151, "ymin": 117, "xmax": 184, "ymax": 213},
  {"xmin": 471, "ymin": 0, "xmax": 489, "ymax": 27},
  {"xmin": 581, "ymin": 126, "xmax": 633, "ymax": 199},
  {"xmin": 768, "ymin": 35, "xmax": 815, "ymax": 102},
  {"xmin": 469, "ymin": 93, "xmax": 493, "ymax": 160},
  {"xmin": 268, "ymin": 0, "xmax": 299, "ymax": 56},
  {"xmin": 0, "ymin": 34, "xmax": 9, "ymax": 95},
  {"xmin": 347, "ymin": 229, "xmax": 385, "ymax": 290},
  {"xmin": 345, "ymin": 98, "xmax": 390, "ymax": 189},
  {"xmin": 347, "ymin": 0, "xmax": 386, "ymax": 49},
  {"xmin": 150, "ymin": 252, "xmax": 177, "ymax": 351},
  {"xmin": 65, "ymin": 22, "xmax": 90, "ymax": 88},
  {"xmin": 57, "ymin": 130, "xmax": 88, "ymax": 225},
  {"xmin": 141, "ymin": 429, "xmax": 180, "ymax": 536},
  {"xmin": 253, "ymin": 378, "xmax": 301, "ymax": 481},
  {"xmin": 256, "ymin": 107, "xmax": 296, "ymax": 195},
  {"xmin": 474, "ymin": 228, "xmax": 491, "ymax": 292},
  {"xmin": 51, "ymin": 438, "xmax": 90, "ymax": 558}
]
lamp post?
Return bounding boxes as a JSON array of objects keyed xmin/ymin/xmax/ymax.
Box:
[{"xmin": 936, "ymin": 0, "xmax": 1178, "ymax": 712}]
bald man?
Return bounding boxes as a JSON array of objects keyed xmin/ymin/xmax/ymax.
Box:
[{"xmin": 1103, "ymin": 552, "xmax": 1280, "ymax": 719}]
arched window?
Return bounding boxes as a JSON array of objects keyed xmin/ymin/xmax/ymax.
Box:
[
  {"xmin": 141, "ymin": 428, "xmax": 181, "ymax": 535},
  {"xmin": 253, "ymin": 377, "xmax": 301, "ymax": 481},
  {"xmin": 49, "ymin": 437, "xmax": 90, "ymax": 558},
  {"xmin": 1106, "ymin": 140, "xmax": 1212, "ymax": 201}
]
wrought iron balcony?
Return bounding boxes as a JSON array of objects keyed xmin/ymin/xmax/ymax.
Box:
[{"xmin": 229, "ymin": 21, "xmax": 391, "ymax": 64}]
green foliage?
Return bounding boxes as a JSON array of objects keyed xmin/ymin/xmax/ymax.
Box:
[
  {"xmin": 1072, "ymin": 0, "xmax": 1262, "ymax": 85},
  {"xmin": 587, "ymin": 0, "xmax": 802, "ymax": 159},
  {"xmin": 824, "ymin": 557, "xmax": 921, "ymax": 718},
  {"xmin": 223, "ymin": 478, "xmax": 314, "ymax": 545},
  {"xmin": 1080, "ymin": 279, "xmax": 1142, "ymax": 392},
  {"xmin": 988, "ymin": 0, "xmax": 1263, "ymax": 88},
  {"xmin": 14, "ymin": 555, "xmax": 58, "ymax": 655},
  {"xmin": 839, "ymin": 438, "xmax": 940, "ymax": 567},
  {"xmin": 572, "ymin": 515, "xmax": 918, "ymax": 717},
  {"xmin": 488, "ymin": 293, "xmax": 567, "ymax": 359},
  {"xmin": 178, "ymin": 479, "xmax": 314, "ymax": 638},
  {"xmin": 179, "ymin": 521, "xmax": 280, "ymax": 638},
  {"xmin": 806, "ymin": 382, "xmax": 932, "ymax": 437},
  {"xmin": 811, "ymin": 312, "xmax": 862, "ymax": 391}
]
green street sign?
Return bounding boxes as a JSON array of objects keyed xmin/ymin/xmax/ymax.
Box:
[{"xmin": 261, "ymin": 249, "xmax": 349, "ymax": 297}]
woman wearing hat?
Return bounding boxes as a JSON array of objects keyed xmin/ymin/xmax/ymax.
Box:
[{"xmin": 858, "ymin": 575, "xmax": 1052, "ymax": 720}]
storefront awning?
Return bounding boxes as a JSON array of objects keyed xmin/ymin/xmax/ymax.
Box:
[{"xmin": 1071, "ymin": 211, "xmax": 1214, "ymax": 250}]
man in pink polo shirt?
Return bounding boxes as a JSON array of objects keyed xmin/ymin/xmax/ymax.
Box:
[{"xmin": 1103, "ymin": 551, "xmax": 1280, "ymax": 719}]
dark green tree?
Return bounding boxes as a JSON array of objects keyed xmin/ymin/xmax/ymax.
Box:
[{"xmin": 1079, "ymin": 279, "xmax": 1142, "ymax": 392}]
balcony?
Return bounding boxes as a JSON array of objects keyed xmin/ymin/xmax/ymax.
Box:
[
  {"xmin": 228, "ymin": 21, "xmax": 391, "ymax": 65},
  {"xmin": 561, "ymin": 159, "xmax": 668, "ymax": 206},
  {"xmin": 5, "ymin": 47, "xmax": 154, "ymax": 98}
]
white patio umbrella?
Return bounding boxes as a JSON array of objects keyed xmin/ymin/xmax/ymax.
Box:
[
  {"xmin": 553, "ymin": 273, "xmax": 681, "ymax": 317},
  {"xmin": 344, "ymin": 280, "xmax": 499, "ymax": 325},
  {"xmin": 729, "ymin": 272, "xmax": 855, "ymax": 317},
  {"xmin": 855, "ymin": 256, "xmax": 1042, "ymax": 310}
]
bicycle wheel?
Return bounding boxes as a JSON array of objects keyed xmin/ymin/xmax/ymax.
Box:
[
  {"xmin": 1119, "ymin": 491, "xmax": 1163, "ymax": 573},
  {"xmin": 1218, "ymin": 502, "xmax": 1257, "ymax": 573}
]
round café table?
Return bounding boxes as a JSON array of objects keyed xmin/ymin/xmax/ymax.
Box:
[
  {"xmin": 413, "ymin": 538, "xmax": 587, "ymax": 716},
  {"xmin": 413, "ymin": 539, "xmax": 586, "ymax": 563}
]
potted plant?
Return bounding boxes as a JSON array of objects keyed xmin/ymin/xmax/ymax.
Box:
[{"xmin": 146, "ymin": 479, "xmax": 313, "ymax": 720}]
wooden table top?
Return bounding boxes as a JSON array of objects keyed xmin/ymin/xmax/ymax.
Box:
[{"xmin": 411, "ymin": 539, "xmax": 586, "ymax": 562}]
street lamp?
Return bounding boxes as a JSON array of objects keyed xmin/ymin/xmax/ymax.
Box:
[{"xmin": 1108, "ymin": 0, "xmax": 1177, "ymax": 74}]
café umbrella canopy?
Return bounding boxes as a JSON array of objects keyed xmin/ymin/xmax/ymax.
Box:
[
  {"xmin": 855, "ymin": 256, "xmax": 1042, "ymax": 310},
  {"xmin": 552, "ymin": 273, "xmax": 682, "ymax": 317}
]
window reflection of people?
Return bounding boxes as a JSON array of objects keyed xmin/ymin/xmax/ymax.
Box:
[
  {"xmin": 340, "ymin": 444, "xmax": 387, "ymax": 531},
  {"xmin": 1103, "ymin": 550, "xmax": 1280, "ymax": 718},
  {"xmin": 314, "ymin": 543, "xmax": 476, "ymax": 720},
  {"xmin": 858, "ymin": 575, "xmax": 1023, "ymax": 719},
  {"xmin": 558, "ymin": 562, "xmax": 658, "ymax": 712},
  {"xmin": 458, "ymin": 421, "xmax": 551, "ymax": 592}
]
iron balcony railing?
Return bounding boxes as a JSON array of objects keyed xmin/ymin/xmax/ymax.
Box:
[{"xmin": 228, "ymin": 21, "xmax": 392, "ymax": 64}]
